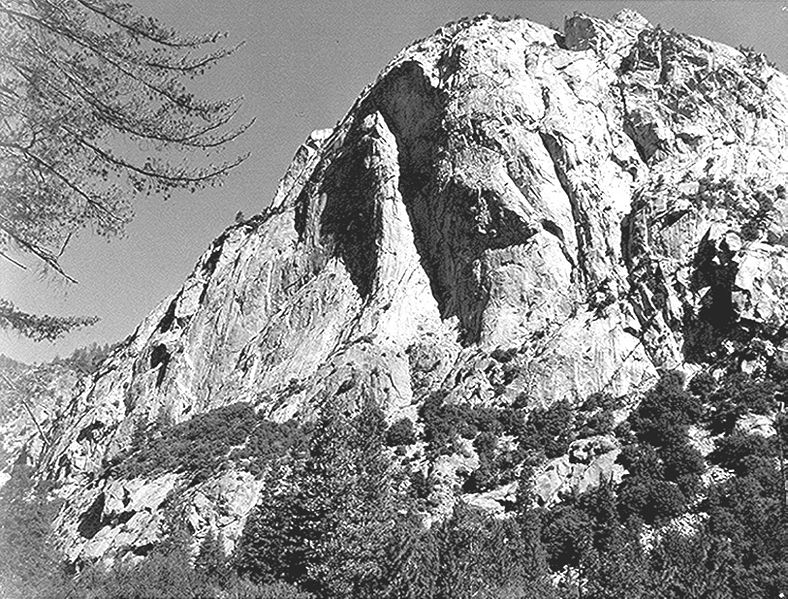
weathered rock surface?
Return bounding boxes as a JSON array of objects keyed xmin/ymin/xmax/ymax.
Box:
[
  {"xmin": 533, "ymin": 436, "xmax": 626, "ymax": 507},
  {"xmin": 20, "ymin": 11, "xmax": 787, "ymax": 562}
]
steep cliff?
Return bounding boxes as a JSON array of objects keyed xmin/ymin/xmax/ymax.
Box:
[{"xmin": 22, "ymin": 11, "xmax": 787, "ymax": 564}]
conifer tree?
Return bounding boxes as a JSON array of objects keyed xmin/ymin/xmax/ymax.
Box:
[
  {"xmin": 381, "ymin": 515, "xmax": 439, "ymax": 599},
  {"xmin": 581, "ymin": 483, "xmax": 648, "ymax": 599},
  {"xmin": 195, "ymin": 528, "xmax": 229, "ymax": 587},
  {"xmin": 234, "ymin": 462, "xmax": 305, "ymax": 585},
  {"xmin": 647, "ymin": 527, "xmax": 736, "ymax": 599},
  {"xmin": 0, "ymin": 0, "xmax": 250, "ymax": 339},
  {"xmin": 514, "ymin": 464, "xmax": 552, "ymax": 585},
  {"xmin": 0, "ymin": 456, "xmax": 63, "ymax": 598},
  {"xmin": 303, "ymin": 397, "xmax": 403, "ymax": 597}
]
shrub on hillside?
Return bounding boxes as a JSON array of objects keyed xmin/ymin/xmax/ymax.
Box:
[
  {"xmin": 418, "ymin": 393, "xmax": 526, "ymax": 456},
  {"xmin": 0, "ymin": 461, "xmax": 65, "ymax": 599},
  {"xmin": 617, "ymin": 478, "xmax": 687, "ymax": 525},
  {"xmin": 661, "ymin": 442, "xmax": 706, "ymax": 495},
  {"xmin": 111, "ymin": 403, "xmax": 304, "ymax": 482},
  {"xmin": 708, "ymin": 432, "xmax": 775, "ymax": 476},
  {"xmin": 688, "ymin": 370, "xmax": 716, "ymax": 399},
  {"xmin": 706, "ymin": 372, "xmax": 777, "ymax": 435},
  {"xmin": 69, "ymin": 538, "xmax": 313, "ymax": 599},
  {"xmin": 629, "ymin": 371, "xmax": 702, "ymax": 447},
  {"xmin": 112, "ymin": 402, "xmax": 257, "ymax": 481},
  {"xmin": 518, "ymin": 399, "xmax": 576, "ymax": 459},
  {"xmin": 576, "ymin": 392, "xmax": 617, "ymax": 438},
  {"xmin": 541, "ymin": 505, "xmax": 592, "ymax": 570},
  {"xmin": 385, "ymin": 418, "xmax": 416, "ymax": 446},
  {"xmin": 231, "ymin": 419, "xmax": 305, "ymax": 477}
]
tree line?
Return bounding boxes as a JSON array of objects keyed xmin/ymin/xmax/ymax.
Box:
[{"xmin": 1, "ymin": 367, "xmax": 786, "ymax": 598}]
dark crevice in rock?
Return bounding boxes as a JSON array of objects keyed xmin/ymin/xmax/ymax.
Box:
[
  {"xmin": 76, "ymin": 421, "xmax": 104, "ymax": 443},
  {"xmin": 682, "ymin": 229, "xmax": 741, "ymax": 361},
  {"xmin": 78, "ymin": 493, "xmax": 105, "ymax": 539},
  {"xmin": 483, "ymin": 194, "xmax": 539, "ymax": 250},
  {"xmin": 541, "ymin": 219, "xmax": 577, "ymax": 269},
  {"xmin": 131, "ymin": 543, "xmax": 155, "ymax": 557},
  {"xmin": 539, "ymin": 130, "xmax": 595, "ymax": 289},
  {"xmin": 623, "ymin": 325, "xmax": 640, "ymax": 337},
  {"xmin": 614, "ymin": 81, "xmax": 650, "ymax": 165},
  {"xmin": 293, "ymin": 184, "xmax": 311, "ymax": 242},
  {"xmin": 292, "ymin": 115, "xmax": 370, "ymax": 291},
  {"xmin": 659, "ymin": 208, "xmax": 691, "ymax": 230},
  {"xmin": 619, "ymin": 211, "xmax": 635, "ymax": 270},
  {"xmin": 318, "ymin": 120, "xmax": 382, "ymax": 298},
  {"xmin": 159, "ymin": 233, "xmax": 224, "ymax": 333},
  {"xmin": 201, "ymin": 235, "xmax": 226, "ymax": 281},
  {"xmin": 372, "ymin": 61, "xmax": 542, "ymax": 344},
  {"xmin": 541, "ymin": 219, "xmax": 566, "ymax": 245},
  {"xmin": 622, "ymin": 120, "xmax": 650, "ymax": 165},
  {"xmin": 150, "ymin": 344, "xmax": 170, "ymax": 388},
  {"xmin": 160, "ymin": 235, "xmax": 229, "ymax": 334},
  {"xmin": 370, "ymin": 62, "xmax": 456, "ymax": 321},
  {"xmin": 115, "ymin": 511, "xmax": 134, "ymax": 525},
  {"xmin": 157, "ymin": 298, "xmax": 177, "ymax": 334},
  {"xmin": 197, "ymin": 237, "xmax": 225, "ymax": 305}
]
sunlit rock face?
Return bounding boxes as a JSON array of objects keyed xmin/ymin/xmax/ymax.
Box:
[{"xmin": 31, "ymin": 11, "xmax": 787, "ymax": 563}]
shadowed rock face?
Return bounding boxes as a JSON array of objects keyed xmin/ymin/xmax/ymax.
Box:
[{"xmin": 27, "ymin": 11, "xmax": 787, "ymax": 562}]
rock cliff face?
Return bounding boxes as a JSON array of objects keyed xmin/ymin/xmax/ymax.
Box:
[{"xmin": 26, "ymin": 11, "xmax": 787, "ymax": 563}]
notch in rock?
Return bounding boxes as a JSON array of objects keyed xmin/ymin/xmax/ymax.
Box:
[{"xmin": 150, "ymin": 344, "xmax": 170, "ymax": 388}]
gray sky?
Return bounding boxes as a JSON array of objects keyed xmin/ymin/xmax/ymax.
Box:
[{"xmin": 2, "ymin": 1, "xmax": 785, "ymax": 363}]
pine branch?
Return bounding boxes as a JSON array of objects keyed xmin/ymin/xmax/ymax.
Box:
[
  {"xmin": 0, "ymin": 298, "xmax": 97, "ymax": 341},
  {"xmin": 0, "ymin": 220, "xmax": 77, "ymax": 282},
  {"xmin": 72, "ymin": 0, "xmax": 220, "ymax": 48}
]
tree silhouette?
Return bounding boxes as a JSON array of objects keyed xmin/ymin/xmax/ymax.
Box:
[{"xmin": 0, "ymin": 0, "xmax": 251, "ymax": 338}]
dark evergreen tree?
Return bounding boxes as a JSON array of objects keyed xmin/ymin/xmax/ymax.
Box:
[
  {"xmin": 381, "ymin": 516, "xmax": 439, "ymax": 599},
  {"xmin": 514, "ymin": 464, "xmax": 552, "ymax": 585},
  {"xmin": 0, "ymin": 455, "xmax": 64, "ymax": 599},
  {"xmin": 235, "ymin": 462, "xmax": 306, "ymax": 585},
  {"xmin": 195, "ymin": 528, "xmax": 229, "ymax": 587},
  {"xmin": 237, "ymin": 396, "xmax": 412, "ymax": 598},
  {"xmin": 580, "ymin": 484, "xmax": 648, "ymax": 599},
  {"xmin": 432, "ymin": 504, "xmax": 483, "ymax": 599},
  {"xmin": 646, "ymin": 527, "xmax": 736, "ymax": 599},
  {"xmin": 386, "ymin": 417, "xmax": 417, "ymax": 446}
]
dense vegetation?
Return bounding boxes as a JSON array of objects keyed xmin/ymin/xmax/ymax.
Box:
[
  {"xmin": 109, "ymin": 402, "xmax": 307, "ymax": 482},
  {"xmin": 1, "ymin": 365, "xmax": 786, "ymax": 598}
]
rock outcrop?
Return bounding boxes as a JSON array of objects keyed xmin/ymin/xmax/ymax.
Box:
[{"xmin": 22, "ymin": 11, "xmax": 787, "ymax": 563}]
